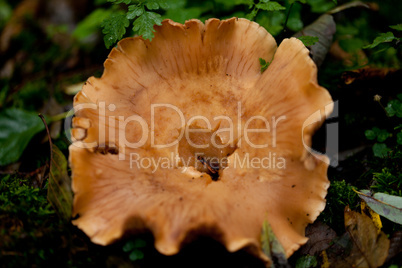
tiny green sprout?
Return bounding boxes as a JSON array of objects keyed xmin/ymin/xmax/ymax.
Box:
[
  {"xmin": 259, "ymin": 58, "xmax": 271, "ymax": 73},
  {"xmin": 122, "ymin": 238, "xmax": 147, "ymax": 262},
  {"xmin": 373, "ymin": 94, "xmax": 391, "ymax": 117},
  {"xmin": 297, "ymin": 36, "xmax": 319, "ymax": 47}
]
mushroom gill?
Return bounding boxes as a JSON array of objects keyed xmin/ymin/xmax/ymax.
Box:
[{"xmin": 69, "ymin": 18, "xmax": 333, "ymax": 265}]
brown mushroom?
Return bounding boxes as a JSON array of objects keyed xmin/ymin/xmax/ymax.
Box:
[{"xmin": 69, "ymin": 18, "xmax": 333, "ymax": 264}]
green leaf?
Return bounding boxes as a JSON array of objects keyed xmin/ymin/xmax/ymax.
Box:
[
  {"xmin": 123, "ymin": 241, "xmax": 135, "ymax": 252},
  {"xmin": 297, "ymin": 36, "xmax": 319, "ymax": 47},
  {"xmin": 385, "ymin": 100, "xmax": 402, "ymax": 117},
  {"xmin": 397, "ymin": 132, "xmax": 402, "ymax": 145},
  {"xmin": 287, "ymin": 3, "xmax": 303, "ymax": 31},
  {"xmin": 146, "ymin": 0, "xmax": 159, "ymax": 10},
  {"xmin": 132, "ymin": 11, "xmax": 162, "ymax": 40},
  {"xmin": 259, "ymin": 58, "xmax": 271, "ymax": 73},
  {"xmin": 129, "ymin": 249, "xmax": 144, "ymax": 261},
  {"xmin": 295, "ymin": 255, "xmax": 318, "ymax": 268},
  {"xmin": 101, "ymin": 13, "xmax": 129, "ymax": 48},
  {"xmin": 389, "ymin": 24, "xmax": 402, "ymax": 31},
  {"xmin": 357, "ymin": 190, "xmax": 402, "ymax": 225},
  {"xmin": 289, "ymin": 0, "xmax": 307, "ymax": 4},
  {"xmin": 256, "ymin": 1, "xmax": 286, "ymax": 11},
  {"xmin": 0, "ymin": 109, "xmax": 45, "ymax": 166},
  {"xmin": 47, "ymin": 144, "xmax": 73, "ymax": 221},
  {"xmin": 261, "ymin": 219, "xmax": 289, "ymax": 267},
  {"xmin": 146, "ymin": 0, "xmax": 169, "ymax": 10},
  {"xmin": 288, "ymin": 17, "xmax": 303, "ymax": 32},
  {"xmin": 246, "ymin": 8, "xmax": 258, "ymax": 20},
  {"xmin": 365, "ymin": 129, "xmax": 376, "ymax": 140},
  {"xmin": 371, "ymin": 127, "xmax": 380, "ymax": 135},
  {"xmin": 363, "ymin": 32, "xmax": 396, "ymax": 49},
  {"xmin": 376, "ymin": 129, "xmax": 390, "ymax": 143},
  {"xmin": 385, "ymin": 106, "xmax": 395, "ymax": 117},
  {"xmin": 372, "ymin": 143, "xmax": 390, "ymax": 158},
  {"xmin": 127, "ymin": 4, "xmax": 144, "ymax": 19},
  {"xmin": 108, "ymin": 0, "xmax": 132, "ymax": 4},
  {"xmin": 73, "ymin": 9, "xmax": 113, "ymax": 43},
  {"xmin": 257, "ymin": 11, "xmax": 285, "ymax": 35},
  {"xmin": 123, "ymin": 238, "xmax": 147, "ymax": 252}
]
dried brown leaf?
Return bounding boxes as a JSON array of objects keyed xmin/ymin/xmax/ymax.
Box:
[
  {"xmin": 327, "ymin": 207, "xmax": 390, "ymax": 268},
  {"xmin": 299, "ymin": 222, "xmax": 337, "ymax": 256},
  {"xmin": 385, "ymin": 231, "xmax": 402, "ymax": 263}
]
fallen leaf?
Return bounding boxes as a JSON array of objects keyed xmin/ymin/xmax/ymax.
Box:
[
  {"xmin": 293, "ymin": 14, "xmax": 336, "ymax": 66},
  {"xmin": 299, "ymin": 222, "xmax": 337, "ymax": 256},
  {"xmin": 385, "ymin": 231, "xmax": 402, "ymax": 263},
  {"xmin": 261, "ymin": 219, "xmax": 290, "ymax": 268},
  {"xmin": 320, "ymin": 250, "xmax": 329, "ymax": 268},
  {"xmin": 47, "ymin": 144, "xmax": 73, "ymax": 221},
  {"xmin": 341, "ymin": 68, "xmax": 399, "ymax": 85},
  {"xmin": 327, "ymin": 1, "xmax": 370, "ymax": 14},
  {"xmin": 360, "ymin": 200, "xmax": 382, "ymax": 233},
  {"xmin": 295, "ymin": 255, "xmax": 317, "ymax": 268},
  {"xmin": 356, "ymin": 190, "xmax": 402, "ymax": 225},
  {"xmin": 328, "ymin": 207, "xmax": 389, "ymax": 268}
]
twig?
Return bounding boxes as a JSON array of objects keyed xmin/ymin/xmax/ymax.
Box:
[
  {"xmin": 38, "ymin": 114, "xmax": 53, "ymax": 188},
  {"xmin": 282, "ymin": 2, "xmax": 294, "ymax": 34}
]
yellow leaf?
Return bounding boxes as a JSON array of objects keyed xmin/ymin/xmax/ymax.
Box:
[
  {"xmin": 344, "ymin": 207, "xmax": 389, "ymax": 267},
  {"xmin": 326, "ymin": 207, "xmax": 390, "ymax": 267},
  {"xmin": 361, "ymin": 200, "xmax": 383, "ymax": 233},
  {"xmin": 320, "ymin": 250, "xmax": 329, "ymax": 268}
]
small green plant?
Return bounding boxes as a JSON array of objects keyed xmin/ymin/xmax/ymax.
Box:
[
  {"xmin": 297, "ymin": 35, "xmax": 319, "ymax": 46},
  {"xmin": 363, "ymin": 24, "xmax": 402, "ymax": 51},
  {"xmin": 364, "ymin": 127, "xmax": 391, "ymax": 158},
  {"xmin": 0, "ymin": 175, "xmax": 54, "ymax": 216},
  {"xmin": 385, "ymin": 94, "xmax": 402, "ymax": 118},
  {"xmin": 365, "ymin": 95, "xmax": 402, "ymax": 158},
  {"xmin": 259, "ymin": 57, "xmax": 272, "ymax": 72},
  {"xmin": 246, "ymin": 0, "xmax": 286, "ymax": 21},
  {"xmin": 371, "ymin": 168, "xmax": 402, "ymax": 196},
  {"xmin": 101, "ymin": 0, "xmax": 169, "ymax": 48},
  {"xmin": 122, "ymin": 238, "xmax": 147, "ymax": 261}
]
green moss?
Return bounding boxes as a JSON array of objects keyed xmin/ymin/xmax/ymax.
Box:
[
  {"xmin": 319, "ymin": 180, "xmax": 359, "ymax": 232},
  {"xmin": 0, "ymin": 175, "xmax": 54, "ymax": 216}
]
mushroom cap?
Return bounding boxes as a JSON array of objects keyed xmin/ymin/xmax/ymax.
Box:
[{"xmin": 69, "ymin": 18, "xmax": 333, "ymax": 264}]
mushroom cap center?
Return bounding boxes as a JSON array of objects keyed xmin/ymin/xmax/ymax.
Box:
[{"xmin": 178, "ymin": 126, "xmax": 237, "ymax": 180}]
